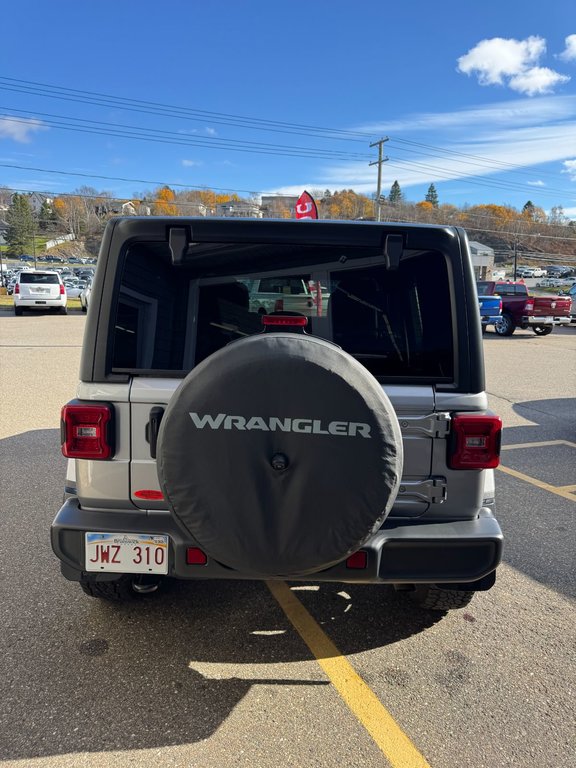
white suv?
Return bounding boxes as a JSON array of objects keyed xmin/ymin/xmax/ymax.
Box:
[{"xmin": 13, "ymin": 270, "xmax": 67, "ymax": 315}]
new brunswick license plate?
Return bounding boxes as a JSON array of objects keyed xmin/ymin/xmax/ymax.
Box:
[{"xmin": 85, "ymin": 533, "xmax": 169, "ymax": 574}]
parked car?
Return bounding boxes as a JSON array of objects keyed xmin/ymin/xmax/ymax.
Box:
[
  {"xmin": 477, "ymin": 280, "xmax": 571, "ymax": 335},
  {"xmin": 52, "ymin": 217, "xmax": 503, "ymax": 612},
  {"xmin": 546, "ymin": 265, "xmax": 572, "ymax": 278},
  {"xmin": 13, "ymin": 270, "xmax": 67, "ymax": 315},
  {"xmin": 561, "ymin": 283, "xmax": 576, "ymax": 322},
  {"xmin": 536, "ymin": 277, "xmax": 565, "ymax": 287},
  {"xmin": 79, "ymin": 281, "xmax": 92, "ymax": 311},
  {"xmin": 477, "ymin": 293, "xmax": 502, "ymax": 332}
]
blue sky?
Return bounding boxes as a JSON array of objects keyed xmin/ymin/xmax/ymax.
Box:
[{"xmin": 1, "ymin": 0, "xmax": 576, "ymax": 215}]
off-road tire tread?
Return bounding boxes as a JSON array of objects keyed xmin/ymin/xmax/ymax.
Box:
[
  {"xmin": 80, "ymin": 576, "xmax": 140, "ymax": 602},
  {"xmin": 409, "ymin": 585, "xmax": 475, "ymax": 611}
]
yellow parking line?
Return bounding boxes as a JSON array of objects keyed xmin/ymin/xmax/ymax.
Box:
[
  {"xmin": 498, "ymin": 465, "xmax": 576, "ymax": 502},
  {"xmin": 268, "ymin": 580, "xmax": 432, "ymax": 768},
  {"xmin": 501, "ymin": 440, "xmax": 576, "ymax": 450},
  {"xmin": 556, "ymin": 484, "xmax": 576, "ymax": 493}
]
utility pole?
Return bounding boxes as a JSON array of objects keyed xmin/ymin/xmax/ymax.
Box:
[{"xmin": 369, "ymin": 138, "xmax": 389, "ymax": 221}]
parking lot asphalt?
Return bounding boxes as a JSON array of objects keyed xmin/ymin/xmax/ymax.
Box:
[{"xmin": 0, "ymin": 314, "xmax": 574, "ymax": 768}]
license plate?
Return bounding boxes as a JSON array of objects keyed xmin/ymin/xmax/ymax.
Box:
[
  {"xmin": 35, "ymin": 301, "xmax": 47, "ymax": 304},
  {"xmin": 85, "ymin": 532, "xmax": 169, "ymax": 574}
]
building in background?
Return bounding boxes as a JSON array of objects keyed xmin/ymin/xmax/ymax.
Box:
[{"xmin": 469, "ymin": 241, "xmax": 495, "ymax": 279}]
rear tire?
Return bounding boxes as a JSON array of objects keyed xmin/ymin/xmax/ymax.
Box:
[
  {"xmin": 533, "ymin": 326, "xmax": 553, "ymax": 336},
  {"xmin": 494, "ymin": 313, "xmax": 515, "ymax": 336},
  {"xmin": 406, "ymin": 584, "xmax": 475, "ymax": 611},
  {"xmin": 14, "ymin": 307, "xmax": 23, "ymax": 316},
  {"xmin": 79, "ymin": 574, "xmax": 164, "ymax": 602},
  {"xmin": 59, "ymin": 306, "xmax": 68, "ymax": 315}
]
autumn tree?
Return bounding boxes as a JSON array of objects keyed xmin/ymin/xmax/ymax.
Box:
[
  {"xmin": 53, "ymin": 196, "xmax": 85, "ymax": 236},
  {"xmin": 388, "ymin": 181, "xmax": 403, "ymax": 205},
  {"xmin": 425, "ymin": 184, "xmax": 439, "ymax": 207},
  {"xmin": 153, "ymin": 186, "xmax": 178, "ymax": 216},
  {"xmin": 5, "ymin": 193, "xmax": 35, "ymax": 255}
]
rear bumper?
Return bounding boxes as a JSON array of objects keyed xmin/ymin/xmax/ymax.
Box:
[
  {"xmin": 522, "ymin": 315, "xmax": 571, "ymax": 326},
  {"xmin": 481, "ymin": 314, "xmax": 501, "ymax": 325},
  {"xmin": 14, "ymin": 296, "xmax": 66, "ymax": 308},
  {"xmin": 52, "ymin": 498, "xmax": 503, "ymax": 585}
]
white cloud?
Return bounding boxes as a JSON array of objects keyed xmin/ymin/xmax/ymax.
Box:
[
  {"xmin": 182, "ymin": 159, "xmax": 202, "ymax": 167},
  {"xmin": 508, "ymin": 67, "xmax": 569, "ymax": 96},
  {"xmin": 527, "ymin": 180, "xmax": 545, "ymax": 186},
  {"xmin": 205, "ymin": 127, "xmax": 217, "ymax": 136},
  {"xmin": 562, "ymin": 159, "xmax": 576, "ymax": 180},
  {"xmin": 558, "ymin": 34, "xmax": 576, "ymax": 62},
  {"xmin": 458, "ymin": 36, "xmax": 545, "ymax": 84},
  {"xmin": 0, "ymin": 116, "xmax": 46, "ymax": 143},
  {"xmin": 457, "ymin": 36, "xmax": 569, "ymax": 95},
  {"xmin": 359, "ymin": 95, "xmax": 576, "ymax": 134}
]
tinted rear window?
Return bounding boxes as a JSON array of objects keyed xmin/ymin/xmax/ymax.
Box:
[
  {"xmin": 19, "ymin": 273, "xmax": 60, "ymax": 284},
  {"xmin": 110, "ymin": 243, "xmax": 454, "ymax": 381}
]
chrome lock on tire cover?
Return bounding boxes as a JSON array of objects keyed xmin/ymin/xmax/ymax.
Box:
[{"xmin": 157, "ymin": 333, "xmax": 403, "ymax": 577}]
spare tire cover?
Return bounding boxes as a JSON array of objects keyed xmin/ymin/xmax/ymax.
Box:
[{"xmin": 157, "ymin": 333, "xmax": 403, "ymax": 577}]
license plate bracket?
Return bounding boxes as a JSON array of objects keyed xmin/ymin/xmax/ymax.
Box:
[{"xmin": 85, "ymin": 532, "xmax": 169, "ymax": 574}]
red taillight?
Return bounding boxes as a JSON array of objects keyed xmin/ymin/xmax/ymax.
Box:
[
  {"xmin": 525, "ymin": 299, "xmax": 534, "ymax": 312},
  {"xmin": 186, "ymin": 547, "xmax": 208, "ymax": 565},
  {"xmin": 14, "ymin": 284, "xmax": 20, "ymax": 294},
  {"xmin": 449, "ymin": 414, "xmax": 502, "ymax": 470},
  {"xmin": 61, "ymin": 404, "xmax": 113, "ymax": 459},
  {"xmin": 60, "ymin": 284, "xmax": 65, "ymax": 295},
  {"xmin": 499, "ymin": 299, "xmax": 502, "ymax": 311},
  {"xmin": 262, "ymin": 315, "xmax": 308, "ymax": 327},
  {"xmin": 346, "ymin": 551, "xmax": 368, "ymax": 569},
  {"xmin": 273, "ymin": 298, "xmax": 284, "ymax": 311}
]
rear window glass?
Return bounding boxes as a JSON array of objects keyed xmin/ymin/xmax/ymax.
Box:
[
  {"xmin": 19, "ymin": 273, "xmax": 60, "ymax": 284},
  {"xmin": 110, "ymin": 243, "xmax": 453, "ymax": 381}
]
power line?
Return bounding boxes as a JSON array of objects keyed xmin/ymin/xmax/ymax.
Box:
[
  {"xmin": 0, "ymin": 77, "xmax": 372, "ymax": 142},
  {"xmin": 0, "ymin": 110, "xmax": 371, "ymax": 162}
]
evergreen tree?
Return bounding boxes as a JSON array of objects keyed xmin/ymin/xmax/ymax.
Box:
[
  {"xmin": 425, "ymin": 183, "xmax": 439, "ymax": 207},
  {"xmin": 522, "ymin": 200, "xmax": 535, "ymax": 216},
  {"xmin": 38, "ymin": 199, "xmax": 57, "ymax": 232},
  {"xmin": 5, "ymin": 193, "xmax": 34, "ymax": 256},
  {"xmin": 389, "ymin": 180, "xmax": 403, "ymax": 205}
]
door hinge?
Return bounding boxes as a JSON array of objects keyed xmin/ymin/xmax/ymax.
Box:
[
  {"xmin": 398, "ymin": 412, "xmax": 450, "ymax": 438},
  {"xmin": 396, "ymin": 477, "xmax": 447, "ymax": 504}
]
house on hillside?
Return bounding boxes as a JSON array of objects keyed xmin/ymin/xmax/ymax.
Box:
[
  {"xmin": 468, "ymin": 240, "xmax": 495, "ymax": 279},
  {"xmin": 215, "ymin": 201, "xmax": 262, "ymax": 218},
  {"xmin": 24, "ymin": 192, "xmax": 53, "ymax": 215},
  {"xmin": 260, "ymin": 195, "xmax": 299, "ymax": 218}
]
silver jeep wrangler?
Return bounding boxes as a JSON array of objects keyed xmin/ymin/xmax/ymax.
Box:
[{"xmin": 52, "ymin": 217, "xmax": 502, "ymax": 610}]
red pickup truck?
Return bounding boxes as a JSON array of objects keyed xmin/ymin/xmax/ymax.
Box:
[{"xmin": 477, "ymin": 281, "xmax": 572, "ymax": 336}]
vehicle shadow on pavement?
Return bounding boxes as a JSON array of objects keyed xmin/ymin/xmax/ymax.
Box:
[
  {"xmin": 497, "ymin": 398, "xmax": 576, "ymax": 601},
  {"xmin": 0, "ymin": 428, "xmax": 443, "ymax": 761}
]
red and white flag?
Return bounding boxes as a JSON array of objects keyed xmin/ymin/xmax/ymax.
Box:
[{"xmin": 295, "ymin": 190, "xmax": 318, "ymax": 220}]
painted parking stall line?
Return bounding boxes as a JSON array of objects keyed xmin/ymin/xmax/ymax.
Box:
[
  {"xmin": 497, "ymin": 465, "xmax": 576, "ymax": 502},
  {"xmin": 268, "ymin": 580, "xmax": 432, "ymax": 768},
  {"xmin": 498, "ymin": 439, "xmax": 576, "ymax": 503}
]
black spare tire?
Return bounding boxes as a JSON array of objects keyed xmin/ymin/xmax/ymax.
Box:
[{"xmin": 157, "ymin": 333, "xmax": 403, "ymax": 576}]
